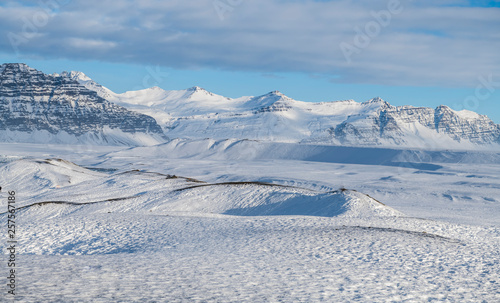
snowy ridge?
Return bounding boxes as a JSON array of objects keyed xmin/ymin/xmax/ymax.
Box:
[{"xmin": 63, "ymin": 70, "xmax": 117, "ymax": 101}]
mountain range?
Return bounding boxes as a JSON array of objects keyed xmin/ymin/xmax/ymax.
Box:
[{"xmin": 1, "ymin": 63, "xmax": 499, "ymax": 150}]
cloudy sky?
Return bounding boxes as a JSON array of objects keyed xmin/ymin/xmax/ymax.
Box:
[{"xmin": 1, "ymin": 0, "xmax": 499, "ymax": 121}]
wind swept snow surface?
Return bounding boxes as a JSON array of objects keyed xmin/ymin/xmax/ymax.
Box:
[{"xmin": 1, "ymin": 156, "xmax": 499, "ymax": 302}]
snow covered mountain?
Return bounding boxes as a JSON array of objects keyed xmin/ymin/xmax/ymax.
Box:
[
  {"xmin": 77, "ymin": 76, "xmax": 499, "ymax": 150},
  {"xmin": 0, "ymin": 63, "xmax": 165, "ymax": 145},
  {"xmin": 2, "ymin": 63, "xmax": 500, "ymax": 149}
]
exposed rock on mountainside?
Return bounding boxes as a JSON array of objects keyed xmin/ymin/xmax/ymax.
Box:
[{"xmin": 0, "ymin": 63, "xmax": 165, "ymax": 145}]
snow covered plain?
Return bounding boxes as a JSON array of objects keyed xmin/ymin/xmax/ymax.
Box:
[{"xmin": 1, "ymin": 142, "xmax": 500, "ymax": 302}]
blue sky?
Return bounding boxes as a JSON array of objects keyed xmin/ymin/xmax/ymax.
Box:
[{"xmin": 1, "ymin": 0, "xmax": 499, "ymax": 122}]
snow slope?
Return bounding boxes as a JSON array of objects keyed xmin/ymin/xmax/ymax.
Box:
[{"xmin": 105, "ymin": 138, "xmax": 500, "ymax": 164}]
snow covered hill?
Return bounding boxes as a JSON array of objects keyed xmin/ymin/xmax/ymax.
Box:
[{"xmin": 0, "ymin": 158, "xmax": 402, "ymax": 219}]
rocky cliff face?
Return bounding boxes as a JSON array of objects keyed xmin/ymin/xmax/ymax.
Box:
[
  {"xmin": 0, "ymin": 63, "xmax": 164, "ymax": 145},
  {"xmin": 332, "ymin": 100, "xmax": 500, "ymax": 147}
]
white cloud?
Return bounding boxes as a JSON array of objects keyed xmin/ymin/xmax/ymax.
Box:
[
  {"xmin": 68, "ymin": 38, "xmax": 117, "ymax": 50},
  {"xmin": 1, "ymin": 0, "xmax": 499, "ymax": 87}
]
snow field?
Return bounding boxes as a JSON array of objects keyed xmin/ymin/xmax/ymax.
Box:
[
  {"xmin": 0, "ymin": 143, "xmax": 499, "ymax": 302},
  {"xmin": 10, "ymin": 214, "xmax": 500, "ymax": 302}
]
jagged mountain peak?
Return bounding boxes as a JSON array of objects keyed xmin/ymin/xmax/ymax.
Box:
[
  {"xmin": 363, "ymin": 97, "xmax": 388, "ymax": 105},
  {"xmin": 435, "ymin": 104, "xmax": 452, "ymax": 112},
  {"xmin": 255, "ymin": 90, "xmax": 292, "ymax": 102},
  {"xmin": 186, "ymin": 86, "xmax": 216, "ymax": 96},
  {"xmin": 179, "ymin": 87, "xmax": 232, "ymax": 103},
  {"xmin": 434, "ymin": 105, "xmax": 479, "ymax": 120},
  {"xmin": 361, "ymin": 97, "xmax": 393, "ymax": 111},
  {"xmin": 367, "ymin": 97, "xmax": 384, "ymax": 102},
  {"xmin": 245, "ymin": 91, "xmax": 296, "ymax": 113},
  {"xmin": 188, "ymin": 86, "xmax": 206, "ymax": 92},
  {"xmin": 268, "ymin": 90, "xmax": 283, "ymax": 96},
  {"xmin": 60, "ymin": 70, "xmax": 92, "ymax": 82},
  {"xmin": 59, "ymin": 70, "xmax": 117, "ymax": 101},
  {"xmin": 265, "ymin": 90, "xmax": 292, "ymax": 99}
]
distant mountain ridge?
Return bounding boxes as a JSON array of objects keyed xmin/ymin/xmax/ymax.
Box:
[
  {"xmin": 76, "ymin": 74, "xmax": 499, "ymax": 150},
  {"xmin": 1, "ymin": 63, "xmax": 499, "ymax": 150}
]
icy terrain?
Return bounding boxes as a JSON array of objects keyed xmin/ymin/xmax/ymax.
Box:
[{"xmin": 1, "ymin": 143, "xmax": 499, "ymax": 302}]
